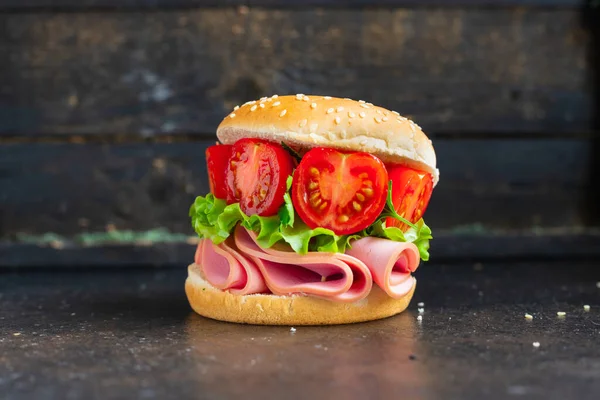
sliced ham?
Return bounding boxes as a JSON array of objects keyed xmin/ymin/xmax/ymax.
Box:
[
  {"xmin": 345, "ymin": 237, "xmax": 419, "ymax": 298},
  {"xmin": 196, "ymin": 237, "xmax": 269, "ymax": 295},
  {"xmin": 233, "ymin": 226, "xmax": 373, "ymax": 303},
  {"xmin": 195, "ymin": 225, "xmax": 419, "ymax": 302}
]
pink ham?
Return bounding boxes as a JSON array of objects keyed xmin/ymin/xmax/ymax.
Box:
[
  {"xmin": 233, "ymin": 226, "xmax": 373, "ymax": 303},
  {"xmin": 345, "ymin": 237, "xmax": 419, "ymax": 298},
  {"xmin": 196, "ymin": 237, "xmax": 269, "ymax": 295}
]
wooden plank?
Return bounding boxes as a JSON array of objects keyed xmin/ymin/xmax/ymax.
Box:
[
  {"xmin": 2, "ymin": 231, "xmax": 599, "ymax": 268},
  {"xmin": 0, "ymin": 1, "xmax": 584, "ymax": 10},
  {"xmin": 0, "ymin": 139, "xmax": 591, "ymax": 240},
  {"xmin": 0, "ymin": 8, "xmax": 590, "ymax": 136}
]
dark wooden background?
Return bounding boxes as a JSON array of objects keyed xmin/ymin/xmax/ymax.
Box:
[{"xmin": 1, "ymin": 0, "xmax": 599, "ymax": 267}]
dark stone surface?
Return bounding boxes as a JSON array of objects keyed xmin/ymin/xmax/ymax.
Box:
[{"xmin": 1, "ymin": 262, "xmax": 600, "ymax": 399}]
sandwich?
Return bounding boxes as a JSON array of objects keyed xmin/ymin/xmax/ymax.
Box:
[{"xmin": 186, "ymin": 94, "xmax": 438, "ymax": 325}]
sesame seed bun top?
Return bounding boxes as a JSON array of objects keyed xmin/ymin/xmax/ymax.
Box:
[{"xmin": 217, "ymin": 94, "xmax": 439, "ymax": 185}]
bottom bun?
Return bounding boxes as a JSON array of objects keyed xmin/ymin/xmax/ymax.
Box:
[{"xmin": 185, "ymin": 263, "xmax": 416, "ymax": 325}]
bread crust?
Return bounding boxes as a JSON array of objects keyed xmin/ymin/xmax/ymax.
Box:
[
  {"xmin": 217, "ymin": 95, "xmax": 438, "ymax": 185},
  {"xmin": 185, "ymin": 263, "xmax": 416, "ymax": 325}
]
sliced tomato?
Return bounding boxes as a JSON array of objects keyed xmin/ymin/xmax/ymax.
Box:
[
  {"xmin": 205, "ymin": 144, "xmax": 233, "ymax": 199},
  {"xmin": 292, "ymin": 148, "xmax": 388, "ymax": 235},
  {"xmin": 226, "ymin": 138, "xmax": 294, "ymax": 216},
  {"xmin": 386, "ymin": 166, "xmax": 433, "ymax": 231}
]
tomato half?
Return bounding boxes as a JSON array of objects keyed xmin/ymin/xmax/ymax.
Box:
[
  {"xmin": 292, "ymin": 148, "xmax": 388, "ymax": 235},
  {"xmin": 386, "ymin": 166, "xmax": 433, "ymax": 231},
  {"xmin": 226, "ymin": 138, "xmax": 294, "ymax": 216},
  {"xmin": 206, "ymin": 144, "xmax": 233, "ymax": 199}
]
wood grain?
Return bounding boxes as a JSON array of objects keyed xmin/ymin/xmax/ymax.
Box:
[
  {"xmin": 0, "ymin": 8, "xmax": 589, "ymax": 136},
  {"xmin": 0, "ymin": 139, "xmax": 591, "ymax": 239},
  {"xmin": 0, "ymin": 1, "xmax": 585, "ymax": 11}
]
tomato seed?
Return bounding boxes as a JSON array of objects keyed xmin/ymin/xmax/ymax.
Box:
[
  {"xmin": 362, "ymin": 188, "xmax": 373, "ymax": 197},
  {"xmin": 352, "ymin": 201, "xmax": 362, "ymax": 211},
  {"xmin": 356, "ymin": 193, "xmax": 365, "ymax": 201}
]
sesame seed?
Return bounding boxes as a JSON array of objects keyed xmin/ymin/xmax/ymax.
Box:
[
  {"xmin": 234, "ymin": 105, "xmax": 240, "ymax": 111},
  {"xmin": 410, "ymin": 123, "xmax": 416, "ymax": 133},
  {"xmin": 310, "ymin": 102, "xmax": 317, "ymax": 109},
  {"xmin": 418, "ymin": 308, "xmax": 424, "ymax": 314},
  {"xmin": 366, "ymin": 102, "xmax": 373, "ymax": 106},
  {"xmin": 348, "ymin": 112, "xmax": 356, "ymax": 118},
  {"xmin": 417, "ymin": 315, "xmax": 422, "ymax": 321},
  {"xmin": 359, "ymin": 139, "xmax": 368, "ymax": 146},
  {"xmin": 299, "ymin": 119, "xmax": 307, "ymax": 127},
  {"xmin": 334, "ymin": 117, "xmax": 341, "ymax": 124},
  {"xmin": 336, "ymin": 106, "xmax": 344, "ymax": 112},
  {"xmin": 303, "ymin": 96, "xmax": 310, "ymax": 102},
  {"xmin": 323, "ymin": 96, "xmax": 332, "ymax": 100},
  {"xmin": 359, "ymin": 112, "xmax": 366, "ymax": 118},
  {"xmin": 533, "ymin": 342, "xmax": 540, "ymax": 348},
  {"xmin": 327, "ymin": 108, "xmax": 334, "ymax": 114},
  {"xmin": 360, "ymin": 104, "xmax": 370, "ymax": 109},
  {"xmin": 249, "ymin": 100, "xmax": 256, "ymax": 105},
  {"xmin": 296, "ymin": 93, "xmax": 304, "ymax": 99},
  {"xmin": 266, "ymin": 98, "xmax": 272, "ymax": 102},
  {"xmin": 525, "ymin": 313, "xmax": 533, "ymax": 320},
  {"xmin": 259, "ymin": 103, "xmax": 265, "ymax": 108},
  {"xmin": 392, "ymin": 111, "xmax": 400, "ymax": 116},
  {"xmin": 279, "ymin": 109, "xmax": 287, "ymax": 117},
  {"xmin": 343, "ymin": 98, "xmax": 351, "ymax": 100},
  {"xmin": 13, "ymin": 332, "xmax": 21, "ymax": 336},
  {"xmin": 382, "ymin": 116, "xmax": 389, "ymax": 122},
  {"xmin": 260, "ymin": 97, "xmax": 267, "ymax": 102},
  {"xmin": 376, "ymin": 110, "xmax": 383, "ymax": 115},
  {"xmin": 229, "ymin": 113, "xmax": 236, "ymax": 118},
  {"xmin": 358, "ymin": 100, "xmax": 365, "ymax": 104},
  {"xmin": 417, "ymin": 302, "xmax": 424, "ymax": 307},
  {"xmin": 557, "ymin": 311, "xmax": 566, "ymax": 317},
  {"xmin": 272, "ymin": 101, "xmax": 281, "ymax": 107},
  {"xmin": 290, "ymin": 327, "xmax": 296, "ymax": 333},
  {"xmin": 584, "ymin": 305, "xmax": 590, "ymax": 311},
  {"xmin": 272, "ymin": 94, "xmax": 278, "ymax": 98},
  {"xmin": 374, "ymin": 117, "xmax": 382, "ymax": 123},
  {"xmin": 398, "ymin": 116, "xmax": 407, "ymax": 122},
  {"xmin": 250, "ymin": 105, "xmax": 257, "ymax": 112}
]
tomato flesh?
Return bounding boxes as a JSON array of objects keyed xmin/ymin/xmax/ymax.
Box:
[
  {"xmin": 205, "ymin": 144, "xmax": 233, "ymax": 199},
  {"xmin": 226, "ymin": 138, "xmax": 294, "ymax": 216},
  {"xmin": 292, "ymin": 148, "xmax": 388, "ymax": 235},
  {"xmin": 386, "ymin": 166, "xmax": 433, "ymax": 231}
]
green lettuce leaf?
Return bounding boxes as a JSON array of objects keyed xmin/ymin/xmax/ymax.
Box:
[
  {"xmin": 278, "ymin": 176, "xmax": 295, "ymax": 228},
  {"xmin": 189, "ymin": 179, "xmax": 433, "ymax": 260}
]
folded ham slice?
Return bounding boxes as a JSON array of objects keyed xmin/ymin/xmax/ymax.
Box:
[
  {"xmin": 196, "ymin": 237, "xmax": 269, "ymax": 295},
  {"xmin": 234, "ymin": 226, "xmax": 372, "ymax": 302},
  {"xmin": 345, "ymin": 237, "xmax": 420, "ymax": 299}
]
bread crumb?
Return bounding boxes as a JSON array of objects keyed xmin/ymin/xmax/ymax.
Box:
[
  {"xmin": 525, "ymin": 313, "xmax": 533, "ymax": 320},
  {"xmin": 532, "ymin": 342, "xmax": 540, "ymax": 348},
  {"xmin": 584, "ymin": 305, "xmax": 590, "ymax": 312},
  {"xmin": 416, "ymin": 315, "xmax": 422, "ymax": 321},
  {"xmin": 290, "ymin": 327, "xmax": 296, "ymax": 333},
  {"xmin": 418, "ymin": 308, "xmax": 424, "ymax": 314},
  {"xmin": 417, "ymin": 302, "xmax": 424, "ymax": 307}
]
